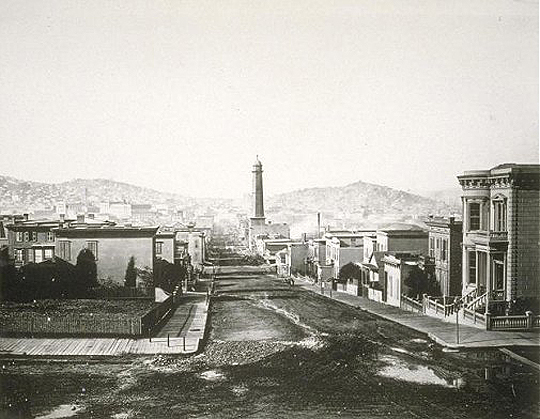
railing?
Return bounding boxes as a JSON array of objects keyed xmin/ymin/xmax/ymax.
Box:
[
  {"xmin": 490, "ymin": 315, "xmax": 527, "ymax": 330},
  {"xmin": 401, "ymin": 295, "xmax": 423, "ymax": 313},
  {"xmin": 423, "ymin": 295, "xmax": 457, "ymax": 317},
  {"xmin": 464, "ymin": 291, "xmax": 488, "ymax": 311},
  {"xmin": 462, "ymin": 307, "xmax": 486, "ymax": 326},
  {"xmin": 460, "ymin": 288, "xmax": 479, "ymax": 306},
  {"xmin": 488, "ymin": 313, "xmax": 540, "ymax": 331}
]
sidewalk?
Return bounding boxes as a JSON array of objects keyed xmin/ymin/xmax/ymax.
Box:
[
  {"xmin": 0, "ymin": 294, "xmax": 210, "ymax": 358},
  {"xmin": 155, "ymin": 293, "xmax": 209, "ymax": 353},
  {"xmin": 297, "ymin": 278, "xmax": 540, "ymax": 349}
]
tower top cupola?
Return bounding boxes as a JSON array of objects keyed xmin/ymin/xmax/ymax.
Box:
[{"xmin": 253, "ymin": 155, "xmax": 262, "ymax": 168}]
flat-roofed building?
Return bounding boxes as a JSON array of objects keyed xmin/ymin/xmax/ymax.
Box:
[
  {"xmin": 54, "ymin": 225, "xmax": 158, "ymax": 286},
  {"xmin": 426, "ymin": 216, "xmax": 463, "ymax": 297}
]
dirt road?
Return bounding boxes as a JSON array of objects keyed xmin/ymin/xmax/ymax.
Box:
[{"xmin": 1, "ymin": 270, "xmax": 538, "ymax": 418}]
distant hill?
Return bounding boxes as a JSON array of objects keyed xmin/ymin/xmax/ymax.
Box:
[
  {"xmin": 0, "ymin": 176, "xmax": 198, "ymax": 211},
  {"xmin": 0, "ymin": 175, "xmax": 459, "ymax": 225},
  {"xmin": 413, "ymin": 188, "xmax": 462, "ymax": 208},
  {"xmin": 267, "ymin": 180, "xmax": 458, "ymax": 218}
]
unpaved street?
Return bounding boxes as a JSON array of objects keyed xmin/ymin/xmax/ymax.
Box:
[{"xmin": 1, "ymin": 270, "xmax": 538, "ymax": 418}]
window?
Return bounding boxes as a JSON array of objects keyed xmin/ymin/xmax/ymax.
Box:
[
  {"xmin": 15, "ymin": 232, "xmax": 23, "ymax": 242},
  {"xmin": 155, "ymin": 241, "xmax": 163, "ymax": 255},
  {"xmin": 58, "ymin": 241, "xmax": 71, "ymax": 261},
  {"xmin": 47, "ymin": 231, "xmax": 54, "ymax": 242},
  {"xmin": 15, "ymin": 249, "xmax": 23, "ymax": 263},
  {"xmin": 31, "ymin": 232, "xmax": 37, "ymax": 242},
  {"xmin": 493, "ymin": 200, "xmax": 507, "ymax": 232},
  {"xmin": 442, "ymin": 239, "xmax": 447, "ymax": 262},
  {"xmin": 469, "ymin": 203, "xmax": 481, "ymax": 231},
  {"xmin": 44, "ymin": 248, "xmax": 54, "ymax": 260},
  {"xmin": 35, "ymin": 249, "xmax": 43, "ymax": 263},
  {"xmin": 468, "ymin": 251, "xmax": 477, "ymax": 284},
  {"xmin": 429, "ymin": 237, "xmax": 434, "ymax": 257},
  {"xmin": 27, "ymin": 248, "xmax": 34, "ymax": 263},
  {"xmin": 86, "ymin": 241, "xmax": 98, "ymax": 260},
  {"xmin": 24, "ymin": 232, "xmax": 29, "ymax": 242}
]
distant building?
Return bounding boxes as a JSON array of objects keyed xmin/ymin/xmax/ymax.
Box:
[
  {"xmin": 174, "ymin": 226, "xmax": 206, "ymax": 269},
  {"xmin": 360, "ymin": 225, "xmax": 429, "ymax": 303},
  {"xmin": 457, "ymin": 163, "xmax": 540, "ymax": 306},
  {"xmin": 257, "ymin": 238, "xmax": 291, "ymax": 264},
  {"xmin": 132, "ymin": 204, "xmax": 154, "ymax": 222},
  {"xmin": 155, "ymin": 231, "xmax": 175, "ymax": 264},
  {"xmin": 375, "ymin": 228, "xmax": 429, "ymax": 254},
  {"xmin": 426, "ymin": 216, "xmax": 462, "ymax": 297},
  {"xmin": 275, "ymin": 242, "xmax": 309, "ymax": 277},
  {"xmin": 306, "ymin": 238, "xmax": 327, "ymax": 279},
  {"xmin": 99, "ymin": 201, "xmax": 132, "ymax": 220},
  {"xmin": 325, "ymin": 232, "xmax": 372, "ymax": 280},
  {"xmin": 383, "ymin": 253, "xmax": 434, "ymax": 307},
  {"xmin": 5, "ymin": 215, "xmax": 113, "ymax": 267},
  {"xmin": 54, "ymin": 225, "xmax": 158, "ymax": 285}
]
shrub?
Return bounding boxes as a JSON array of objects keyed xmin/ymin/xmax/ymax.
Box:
[{"xmin": 124, "ymin": 256, "xmax": 137, "ymax": 287}]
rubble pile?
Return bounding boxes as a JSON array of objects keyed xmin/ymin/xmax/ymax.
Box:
[{"xmin": 203, "ymin": 341, "xmax": 291, "ymax": 366}]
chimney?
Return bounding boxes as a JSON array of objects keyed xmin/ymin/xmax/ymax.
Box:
[
  {"xmin": 77, "ymin": 214, "xmax": 85, "ymax": 224},
  {"xmin": 302, "ymin": 232, "xmax": 307, "ymax": 243},
  {"xmin": 59, "ymin": 213, "xmax": 65, "ymax": 222},
  {"xmin": 449, "ymin": 216, "xmax": 455, "ymax": 224},
  {"xmin": 317, "ymin": 212, "xmax": 321, "ymax": 239},
  {"xmin": 87, "ymin": 213, "xmax": 95, "ymax": 220},
  {"xmin": 23, "ymin": 213, "xmax": 29, "ymax": 221}
]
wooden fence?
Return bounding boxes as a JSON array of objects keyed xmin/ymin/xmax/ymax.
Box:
[
  {"xmin": 0, "ymin": 297, "xmax": 177, "ymax": 337},
  {"xmin": 0, "ymin": 312, "xmax": 143, "ymax": 336},
  {"xmin": 141, "ymin": 295, "xmax": 176, "ymax": 336},
  {"xmin": 400, "ymin": 295, "xmax": 423, "ymax": 313}
]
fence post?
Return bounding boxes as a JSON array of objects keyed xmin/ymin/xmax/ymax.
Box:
[
  {"xmin": 485, "ymin": 313, "xmax": 491, "ymax": 331},
  {"xmin": 422, "ymin": 294, "xmax": 427, "ymax": 314},
  {"xmin": 167, "ymin": 333, "xmax": 170, "ymax": 347},
  {"xmin": 183, "ymin": 336, "xmax": 186, "ymax": 351},
  {"xmin": 526, "ymin": 311, "xmax": 533, "ymax": 330}
]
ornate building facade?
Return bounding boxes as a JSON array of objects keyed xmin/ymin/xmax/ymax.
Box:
[{"xmin": 458, "ymin": 164, "xmax": 539, "ymax": 306}]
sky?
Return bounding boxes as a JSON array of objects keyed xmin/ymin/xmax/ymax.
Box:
[{"xmin": 0, "ymin": 0, "xmax": 538, "ymax": 198}]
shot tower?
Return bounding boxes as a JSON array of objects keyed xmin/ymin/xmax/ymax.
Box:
[{"xmin": 251, "ymin": 155, "xmax": 266, "ymax": 226}]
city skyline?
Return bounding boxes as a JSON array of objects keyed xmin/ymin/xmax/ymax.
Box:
[{"xmin": 1, "ymin": 0, "xmax": 537, "ymax": 198}]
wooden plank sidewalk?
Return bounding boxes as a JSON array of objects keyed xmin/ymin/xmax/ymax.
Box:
[{"xmin": 0, "ymin": 336, "xmax": 199, "ymax": 357}]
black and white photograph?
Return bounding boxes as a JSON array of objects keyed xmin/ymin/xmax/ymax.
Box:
[{"xmin": 0, "ymin": 1, "xmax": 538, "ymax": 418}]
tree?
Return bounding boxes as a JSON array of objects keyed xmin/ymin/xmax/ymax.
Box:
[
  {"xmin": 76, "ymin": 248, "xmax": 98, "ymax": 291},
  {"xmin": 124, "ymin": 256, "xmax": 137, "ymax": 287},
  {"xmin": 154, "ymin": 259, "xmax": 185, "ymax": 293},
  {"xmin": 339, "ymin": 262, "xmax": 362, "ymax": 282},
  {"xmin": 403, "ymin": 266, "xmax": 441, "ymax": 299}
]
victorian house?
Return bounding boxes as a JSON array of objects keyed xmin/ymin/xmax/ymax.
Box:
[{"xmin": 457, "ymin": 164, "xmax": 539, "ymax": 313}]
